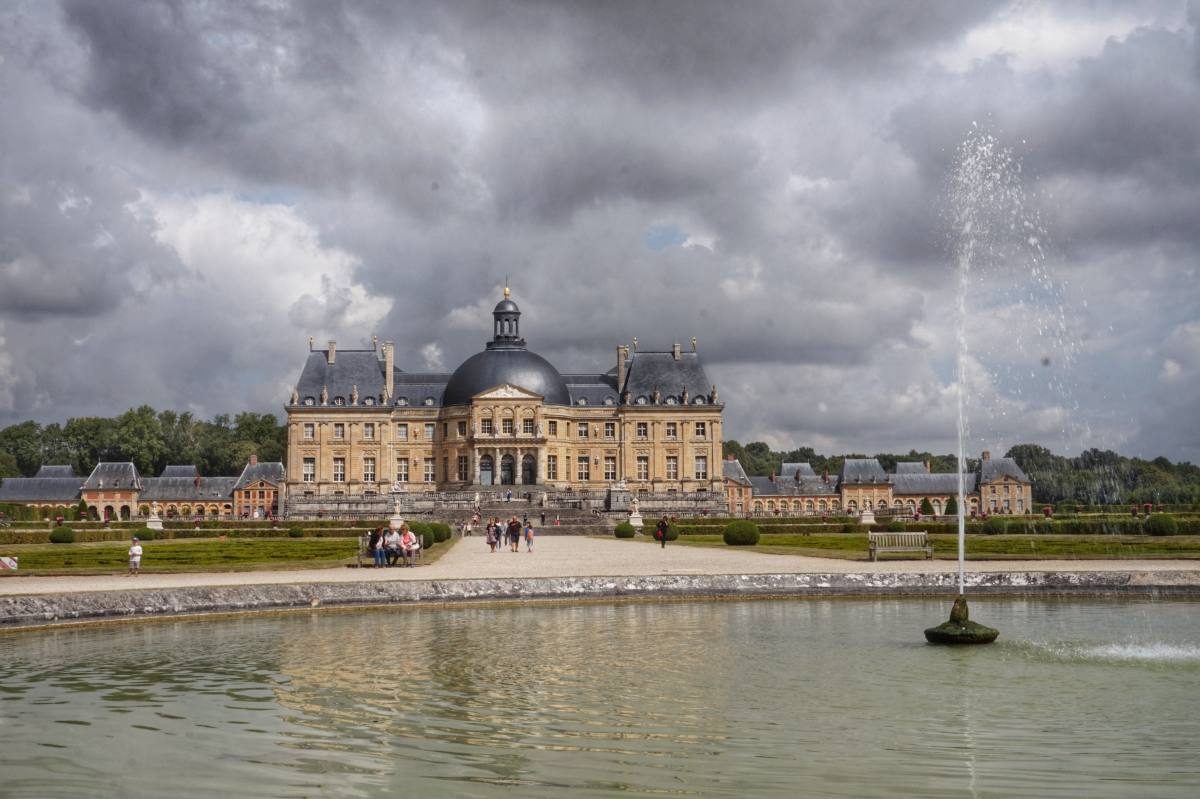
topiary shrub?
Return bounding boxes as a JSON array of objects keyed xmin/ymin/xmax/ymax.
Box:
[
  {"xmin": 885, "ymin": 519, "xmax": 906, "ymax": 532},
  {"xmin": 723, "ymin": 520, "xmax": 760, "ymax": 546},
  {"xmin": 48, "ymin": 528, "xmax": 75, "ymax": 544},
  {"xmin": 288, "ymin": 526, "xmax": 305, "ymax": 538},
  {"xmin": 944, "ymin": 496, "xmax": 958, "ymax": 516},
  {"xmin": 614, "ymin": 521, "xmax": 636, "ymax": 538},
  {"xmin": 982, "ymin": 517, "xmax": 1008, "ymax": 535},
  {"xmin": 1144, "ymin": 514, "xmax": 1178, "ymax": 537},
  {"xmin": 919, "ymin": 498, "xmax": 935, "ymax": 516},
  {"xmin": 431, "ymin": 523, "xmax": 452, "ymax": 543},
  {"xmin": 134, "ymin": 528, "xmax": 156, "ymax": 541}
]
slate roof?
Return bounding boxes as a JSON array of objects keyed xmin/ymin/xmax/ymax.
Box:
[
  {"xmin": 160, "ymin": 465, "xmax": 199, "ymax": 478},
  {"xmin": 622, "ymin": 351, "xmax": 717, "ymax": 406},
  {"xmin": 891, "ymin": 472, "xmax": 977, "ymax": 495},
  {"xmin": 444, "ymin": 347, "xmax": 571, "ymax": 406},
  {"xmin": 840, "ymin": 458, "xmax": 887, "ymax": 484},
  {"xmin": 780, "ymin": 462, "xmax": 817, "ymax": 478},
  {"xmin": 35, "ymin": 465, "xmax": 77, "ymax": 478},
  {"xmin": 980, "ymin": 457, "xmax": 1030, "ymax": 483},
  {"xmin": 749, "ymin": 475, "xmax": 838, "ymax": 497},
  {"xmin": 294, "ymin": 350, "xmax": 389, "ymax": 407},
  {"xmin": 139, "ymin": 477, "xmax": 239, "ymax": 502},
  {"xmin": 563, "ymin": 374, "xmax": 620, "ymax": 407},
  {"xmin": 234, "ymin": 461, "xmax": 286, "ymax": 491},
  {"xmin": 722, "ymin": 458, "xmax": 752, "ymax": 485},
  {"xmin": 895, "ymin": 462, "xmax": 929, "ymax": 474},
  {"xmin": 82, "ymin": 462, "xmax": 141, "ymax": 491},
  {"xmin": 0, "ymin": 476, "xmax": 83, "ymax": 502},
  {"xmin": 392, "ymin": 373, "xmax": 449, "ymax": 408}
]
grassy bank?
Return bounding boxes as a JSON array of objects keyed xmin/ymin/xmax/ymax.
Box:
[
  {"xmin": 0, "ymin": 536, "xmax": 451, "ymax": 575},
  {"xmin": 669, "ymin": 533, "xmax": 1200, "ymax": 560}
]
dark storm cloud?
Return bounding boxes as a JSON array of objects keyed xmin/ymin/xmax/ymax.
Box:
[{"xmin": 3, "ymin": 0, "xmax": 1199, "ymax": 460}]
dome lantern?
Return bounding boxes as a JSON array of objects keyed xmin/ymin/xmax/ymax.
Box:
[{"xmin": 491, "ymin": 286, "xmax": 523, "ymax": 348}]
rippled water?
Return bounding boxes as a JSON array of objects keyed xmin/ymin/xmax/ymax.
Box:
[{"xmin": 2, "ymin": 598, "xmax": 1198, "ymax": 798}]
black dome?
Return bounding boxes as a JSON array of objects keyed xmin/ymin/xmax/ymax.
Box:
[{"xmin": 443, "ymin": 348, "xmax": 571, "ymax": 406}]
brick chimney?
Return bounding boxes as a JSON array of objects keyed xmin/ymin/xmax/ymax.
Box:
[
  {"xmin": 326, "ymin": 341, "xmax": 337, "ymax": 364},
  {"xmin": 250, "ymin": 454, "xmax": 258, "ymax": 466},
  {"xmin": 616, "ymin": 345, "xmax": 628, "ymax": 393},
  {"xmin": 672, "ymin": 341, "xmax": 681, "ymax": 360},
  {"xmin": 981, "ymin": 450, "xmax": 991, "ymax": 461}
]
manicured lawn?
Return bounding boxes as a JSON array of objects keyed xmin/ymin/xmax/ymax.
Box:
[
  {"xmin": 0, "ymin": 537, "xmax": 452, "ymax": 574},
  {"xmin": 668, "ymin": 533, "xmax": 1200, "ymax": 560}
]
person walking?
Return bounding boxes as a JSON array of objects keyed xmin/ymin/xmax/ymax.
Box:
[
  {"xmin": 524, "ymin": 521, "xmax": 535, "ymax": 553},
  {"xmin": 486, "ymin": 522, "xmax": 497, "ymax": 553},
  {"xmin": 127, "ymin": 536, "xmax": 143, "ymax": 576},
  {"xmin": 507, "ymin": 517, "xmax": 521, "ymax": 552},
  {"xmin": 656, "ymin": 517, "xmax": 669, "ymax": 549}
]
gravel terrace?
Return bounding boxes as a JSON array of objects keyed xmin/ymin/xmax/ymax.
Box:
[{"xmin": 3, "ymin": 535, "xmax": 1199, "ymax": 596}]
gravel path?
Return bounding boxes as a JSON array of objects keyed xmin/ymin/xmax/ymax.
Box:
[{"xmin": 2, "ymin": 536, "xmax": 1197, "ymax": 596}]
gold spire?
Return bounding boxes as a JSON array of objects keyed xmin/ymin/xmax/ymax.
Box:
[{"xmin": 503, "ymin": 285, "xmax": 511, "ymax": 298}]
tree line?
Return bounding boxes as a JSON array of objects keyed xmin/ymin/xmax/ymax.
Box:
[
  {"xmin": 723, "ymin": 440, "xmax": 1200, "ymax": 506},
  {"xmin": 0, "ymin": 407, "xmax": 286, "ymax": 480}
]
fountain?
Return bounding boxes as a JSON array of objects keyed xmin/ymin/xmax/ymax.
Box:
[{"xmin": 924, "ymin": 127, "xmax": 1021, "ymax": 646}]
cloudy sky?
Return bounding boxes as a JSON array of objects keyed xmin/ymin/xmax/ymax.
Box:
[{"xmin": 2, "ymin": 0, "xmax": 1198, "ymax": 461}]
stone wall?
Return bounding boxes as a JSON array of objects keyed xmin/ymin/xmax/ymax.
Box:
[{"xmin": 3, "ymin": 570, "xmax": 1197, "ymax": 630}]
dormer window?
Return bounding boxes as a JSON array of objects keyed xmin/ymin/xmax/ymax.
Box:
[
  {"xmin": 333, "ymin": 396, "xmax": 345, "ymax": 406},
  {"xmin": 693, "ymin": 397, "xmax": 706, "ymax": 405},
  {"xmin": 603, "ymin": 397, "xmax": 615, "ymax": 406},
  {"xmin": 577, "ymin": 398, "xmax": 587, "ymax": 406},
  {"xmin": 636, "ymin": 396, "xmax": 648, "ymax": 405},
  {"xmin": 397, "ymin": 397, "xmax": 408, "ymax": 406},
  {"xmin": 363, "ymin": 397, "xmax": 375, "ymax": 406},
  {"xmin": 665, "ymin": 396, "xmax": 677, "ymax": 405},
  {"xmin": 423, "ymin": 397, "xmax": 435, "ymax": 406},
  {"xmin": 303, "ymin": 396, "xmax": 315, "ymax": 406}
]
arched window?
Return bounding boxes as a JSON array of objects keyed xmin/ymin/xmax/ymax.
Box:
[{"xmin": 806, "ymin": 500, "xmax": 814, "ymax": 513}]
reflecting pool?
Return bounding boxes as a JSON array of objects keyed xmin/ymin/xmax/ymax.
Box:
[{"xmin": 2, "ymin": 598, "xmax": 1198, "ymax": 797}]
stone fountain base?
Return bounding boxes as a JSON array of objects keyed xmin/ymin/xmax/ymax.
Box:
[{"xmin": 924, "ymin": 595, "xmax": 999, "ymax": 645}]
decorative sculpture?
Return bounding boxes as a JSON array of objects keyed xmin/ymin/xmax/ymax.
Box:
[
  {"xmin": 320, "ymin": 385, "xmax": 328, "ymax": 406},
  {"xmin": 350, "ymin": 384, "xmax": 359, "ymax": 405}
]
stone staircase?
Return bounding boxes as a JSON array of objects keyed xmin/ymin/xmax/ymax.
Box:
[{"xmin": 446, "ymin": 500, "xmax": 615, "ymax": 536}]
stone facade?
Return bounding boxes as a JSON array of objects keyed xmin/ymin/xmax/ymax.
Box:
[
  {"xmin": 285, "ymin": 290, "xmax": 725, "ymax": 515},
  {"xmin": 734, "ymin": 452, "xmax": 1034, "ymax": 517},
  {"xmin": 0, "ymin": 460, "xmax": 280, "ymax": 521}
]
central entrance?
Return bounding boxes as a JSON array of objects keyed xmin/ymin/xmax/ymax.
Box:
[
  {"xmin": 500, "ymin": 454, "xmax": 515, "ymax": 485},
  {"xmin": 521, "ymin": 453, "xmax": 536, "ymax": 484}
]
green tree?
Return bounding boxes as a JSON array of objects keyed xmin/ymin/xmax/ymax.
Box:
[
  {"xmin": 0, "ymin": 421, "xmax": 43, "ymax": 476},
  {"xmin": 159, "ymin": 410, "xmax": 200, "ymax": 466},
  {"xmin": 945, "ymin": 495, "xmax": 958, "ymax": 516},
  {"xmin": 114, "ymin": 406, "xmax": 167, "ymax": 475},
  {"xmin": 0, "ymin": 450, "xmax": 20, "ymax": 478},
  {"xmin": 64, "ymin": 416, "xmax": 118, "ymax": 475},
  {"xmin": 919, "ymin": 497, "xmax": 935, "ymax": 515}
]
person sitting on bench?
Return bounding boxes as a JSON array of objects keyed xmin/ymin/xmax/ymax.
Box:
[
  {"xmin": 400, "ymin": 525, "xmax": 420, "ymax": 566},
  {"xmin": 383, "ymin": 527, "xmax": 402, "ymax": 566}
]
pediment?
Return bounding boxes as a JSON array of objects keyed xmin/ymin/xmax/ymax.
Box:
[{"xmin": 473, "ymin": 383, "xmax": 545, "ymax": 401}]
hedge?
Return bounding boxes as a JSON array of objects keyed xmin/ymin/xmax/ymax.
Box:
[
  {"xmin": 614, "ymin": 522, "xmax": 636, "ymax": 538},
  {"xmin": 1145, "ymin": 514, "xmax": 1179, "ymax": 537},
  {"xmin": 48, "ymin": 528, "xmax": 75, "ymax": 544},
  {"xmin": 723, "ymin": 520, "xmax": 760, "ymax": 546}
]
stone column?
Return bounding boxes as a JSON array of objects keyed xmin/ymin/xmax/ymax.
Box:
[
  {"xmin": 515, "ymin": 447, "xmax": 524, "ymax": 485},
  {"xmin": 473, "ymin": 447, "xmax": 481, "ymax": 484}
]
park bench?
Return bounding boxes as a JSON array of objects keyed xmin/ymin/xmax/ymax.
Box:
[
  {"xmin": 356, "ymin": 532, "xmax": 422, "ymax": 567},
  {"xmin": 867, "ymin": 531, "xmax": 933, "ymax": 561}
]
